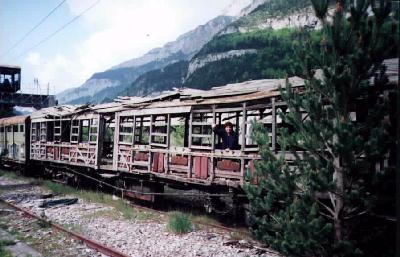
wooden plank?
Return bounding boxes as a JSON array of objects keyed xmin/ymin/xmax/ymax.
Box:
[
  {"xmin": 188, "ymin": 155, "xmax": 192, "ymax": 178},
  {"xmin": 150, "ymin": 132, "xmax": 168, "ymax": 137},
  {"xmin": 214, "ymin": 107, "xmax": 244, "ymax": 113},
  {"xmin": 112, "ymin": 113, "xmax": 120, "ymax": 170},
  {"xmin": 191, "ymin": 134, "xmax": 212, "ymax": 138},
  {"xmin": 193, "ymin": 156, "xmax": 200, "ymax": 178},
  {"xmin": 157, "ymin": 153, "xmax": 164, "ymax": 173},
  {"xmin": 271, "ymin": 97, "xmax": 276, "ymax": 152},
  {"xmin": 166, "ymin": 114, "xmax": 171, "ymax": 173},
  {"xmin": 188, "ymin": 112, "xmax": 193, "ymax": 147},
  {"xmin": 150, "ymin": 153, "xmax": 160, "ymax": 172},
  {"xmin": 201, "ymin": 156, "xmax": 208, "ymax": 179},
  {"xmin": 241, "ymin": 102, "xmax": 246, "ymax": 151}
]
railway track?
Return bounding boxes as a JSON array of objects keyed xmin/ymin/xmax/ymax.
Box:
[
  {"xmin": 0, "ymin": 169, "xmax": 279, "ymax": 257},
  {"xmin": 0, "ymin": 198, "xmax": 130, "ymax": 257}
]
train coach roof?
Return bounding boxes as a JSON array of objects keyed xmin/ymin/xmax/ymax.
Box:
[
  {"xmin": 115, "ymin": 76, "xmax": 305, "ymax": 107},
  {"xmin": 0, "ymin": 115, "xmax": 28, "ymax": 126}
]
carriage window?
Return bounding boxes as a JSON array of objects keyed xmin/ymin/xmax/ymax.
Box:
[
  {"xmin": 71, "ymin": 119, "xmax": 79, "ymax": 142},
  {"xmin": 6, "ymin": 126, "xmax": 11, "ymax": 132},
  {"xmin": 134, "ymin": 116, "xmax": 150, "ymax": 145},
  {"xmin": 150, "ymin": 115, "xmax": 168, "ymax": 146},
  {"xmin": 89, "ymin": 119, "xmax": 98, "ymax": 142},
  {"xmin": 80, "ymin": 119, "xmax": 90, "ymax": 142},
  {"xmin": 0, "ymin": 127, "xmax": 4, "ymax": 133},
  {"xmin": 170, "ymin": 116, "xmax": 187, "ymax": 147},
  {"xmin": 47, "ymin": 121, "xmax": 54, "ymax": 141},
  {"xmin": 191, "ymin": 112, "xmax": 213, "ymax": 149},
  {"xmin": 19, "ymin": 124, "xmax": 24, "ymax": 133},
  {"xmin": 119, "ymin": 116, "xmax": 133, "ymax": 144},
  {"xmin": 31, "ymin": 123, "xmax": 39, "ymax": 141},
  {"xmin": 40, "ymin": 122, "xmax": 47, "ymax": 142},
  {"xmin": 13, "ymin": 125, "xmax": 18, "ymax": 132},
  {"xmin": 61, "ymin": 120, "xmax": 71, "ymax": 142}
]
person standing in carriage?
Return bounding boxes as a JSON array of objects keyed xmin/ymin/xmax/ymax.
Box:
[{"xmin": 212, "ymin": 121, "xmax": 239, "ymax": 150}]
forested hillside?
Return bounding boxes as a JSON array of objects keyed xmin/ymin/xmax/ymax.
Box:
[
  {"xmin": 184, "ymin": 28, "xmax": 312, "ymax": 88},
  {"xmin": 115, "ymin": 61, "xmax": 189, "ymax": 99}
]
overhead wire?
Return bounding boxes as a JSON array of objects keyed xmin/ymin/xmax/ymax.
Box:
[
  {"xmin": 0, "ymin": 0, "xmax": 67, "ymax": 59},
  {"xmin": 7, "ymin": 0, "xmax": 101, "ymax": 62}
]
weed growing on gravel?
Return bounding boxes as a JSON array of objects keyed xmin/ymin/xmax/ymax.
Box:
[
  {"xmin": 167, "ymin": 212, "xmax": 193, "ymax": 234},
  {"xmin": 0, "ymin": 239, "xmax": 15, "ymax": 257},
  {"xmin": 0, "ymin": 246, "xmax": 12, "ymax": 257},
  {"xmin": 0, "ymin": 239, "xmax": 16, "ymax": 246},
  {"xmin": 114, "ymin": 200, "xmax": 135, "ymax": 219},
  {"xmin": 0, "ymin": 222, "xmax": 8, "ymax": 230},
  {"xmin": 134, "ymin": 211, "xmax": 154, "ymax": 221},
  {"xmin": 0, "ymin": 171, "xmax": 20, "ymax": 180}
]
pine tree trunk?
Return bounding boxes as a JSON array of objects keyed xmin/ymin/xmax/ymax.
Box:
[{"xmin": 333, "ymin": 157, "xmax": 344, "ymax": 247}]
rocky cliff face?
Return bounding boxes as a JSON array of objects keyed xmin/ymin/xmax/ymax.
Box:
[
  {"xmin": 186, "ymin": 49, "xmax": 258, "ymax": 78},
  {"xmin": 57, "ymin": 15, "xmax": 235, "ymax": 104}
]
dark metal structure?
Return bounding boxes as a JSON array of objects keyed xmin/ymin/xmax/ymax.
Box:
[{"xmin": 0, "ymin": 65, "xmax": 56, "ymax": 111}]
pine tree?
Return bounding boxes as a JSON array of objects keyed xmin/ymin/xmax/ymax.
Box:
[{"xmin": 245, "ymin": 0, "xmax": 398, "ymax": 256}]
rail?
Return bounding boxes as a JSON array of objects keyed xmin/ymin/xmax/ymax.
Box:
[{"xmin": 0, "ymin": 198, "xmax": 131, "ymax": 257}]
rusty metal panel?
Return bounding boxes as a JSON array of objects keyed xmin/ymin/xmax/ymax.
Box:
[
  {"xmin": 152, "ymin": 152, "xmax": 159, "ymax": 172},
  {"xmin": 194, "ymin": 156, "xmax": 208, "ymax": 179},
  {"xmin": 200, "ymin": 156, "xmax": 208, "ymax": 179},
  {"xmin": 134, "ymin": 152, "xmax": 148, "ymax": 162},
  {"xmin": 217, "ymin": 159, "xmax": 240, "ymax": 172},
  {"xmin": 171, "ymin": 155, "xmax": 188, "ymax": 166},
  {"xmin": 157, "ymin": 153, "xmax": 164, "ymax": 173}
]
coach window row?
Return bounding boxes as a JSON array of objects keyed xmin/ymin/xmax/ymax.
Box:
[
  {"xmin": 31, "ymin": 118, "xmax": 98, "ymax": 144},
  {"xmin": 115, "ymin": 101, "xmax": 288, "ymax": 152},
  {"xmin": 0, "ymin": 125, "xmax": 24, "ymax": 133}
]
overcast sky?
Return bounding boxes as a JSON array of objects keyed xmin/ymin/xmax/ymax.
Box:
[{"xmin": 0, "ymin": 0, "xmax": 246, "ymax": 95}]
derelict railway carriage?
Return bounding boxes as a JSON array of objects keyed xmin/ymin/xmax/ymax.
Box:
[
  {"xmin": 0, "ymin": 63, "xmax": 396, "ymax": 213},
  {"xmin": 0, "ymin": 77, "xmax": 306, "ymax": 210},
  {"xmin": 26, "ymin": 77, "xmax": 306, "ymax": 191}
]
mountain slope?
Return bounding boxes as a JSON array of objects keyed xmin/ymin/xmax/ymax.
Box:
[
  {"xmin": 57, "ymin": 15, "xmax": 235, "ymax": 104},
  {"xmin": 118, "ymin": 0, "xmax": 318, "ymax": 97}
]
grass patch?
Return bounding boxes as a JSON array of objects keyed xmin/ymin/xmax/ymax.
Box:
[
  {"xmin": 191, "ymin": 214, "xmax": 220, "ymax": 227},
  {"xmin": 0, "ymin": 246, "xmax": 12, "ymax": 257},
  {"xmin": 0, "ymin": 239, "xmax": 16, "ymax": 246},
  {"xmin": 167, "ymin": 212, "xmax": 193, "ymax": 234},
  {"xmin": 0, "ymin": 222, "xmax": 8, "ymax": 230},
  {"xmin": 0, "ymin": 239, "xmax": 15, "ymax": 257},
  {"xmin": 134, "ymin": 211, "xmax": 154, "ymax": 221}
]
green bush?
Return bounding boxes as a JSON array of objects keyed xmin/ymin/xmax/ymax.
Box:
[{"xmin": 167, "ymin": 212, "xmax": 193, "ymax": 234}]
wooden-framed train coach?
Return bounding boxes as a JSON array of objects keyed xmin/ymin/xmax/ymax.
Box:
[
  {"xmin": 24, "ymin": 77, "xmax": 304, "ymax": 192},
  {"xmin": 0, "ymin": 58, "xmax": 396, "ymax": 209}
]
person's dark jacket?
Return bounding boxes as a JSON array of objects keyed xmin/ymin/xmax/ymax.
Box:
[{"xmin": 213, "ymin": 126, "xmax": 239, "ymax": 150}]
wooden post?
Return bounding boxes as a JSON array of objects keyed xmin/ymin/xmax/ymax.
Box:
[
  {"xmin": 240, "ymin": 157, "xmax": 245, "ymax": 184},
  {"xmin": 210, "ymin": 106, "xmax": 216, "ymax": 181},
  {"xmin": 149, "ymin": 115, "xmax": 153, "ymax": 145},
  {"xmin": 188, "ymin": 112, "xmax": 193, "ymax": 148},
  {"xmin": 165, "ymin": 114, "xmax": 171, "ymax": 173},
  {"xmin": 271, "ymin": 97, "xmax": 276, "ymax": 153},
  {"xmin": 95, "ymin": 114, "xmax": 103, "ymax": 168},
  {"xmin": 112, "ymin": 113, "xmax": 120, "ymax": 171},
  {"xmin": 241, "ymin": 102, "xmax": 247, "ymax": 151},
  {"xmin": 132, "ymin": 116, "xmax": 136, "ymax": 146}
]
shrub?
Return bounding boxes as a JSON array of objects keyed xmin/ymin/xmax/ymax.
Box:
[{"xmin": 167, "ymin": 212, "xmax": 193, "ymax": 234}]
